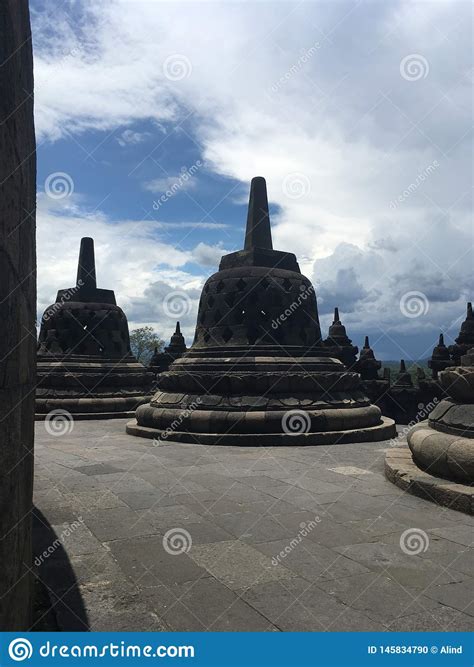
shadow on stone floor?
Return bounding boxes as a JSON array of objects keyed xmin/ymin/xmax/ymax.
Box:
[{"xmin": 32, "ymin": 508, "xmax": 89, "ymax": 630}]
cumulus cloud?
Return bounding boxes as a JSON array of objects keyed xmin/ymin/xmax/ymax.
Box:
[{"xmin": 32, "ymin": 0, "xmax": 473, "ymax": 352}]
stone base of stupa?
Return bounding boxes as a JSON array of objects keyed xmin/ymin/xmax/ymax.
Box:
[
  {"xmin": 126, "ymin": 352, "xmax": 396, "ymax": 445},
  {"xmin": 385, "ymin": 394, "xmax": 474, "ymax": 515},
  {"xmin": 385, "ymin": 445, "xmax": 473, "ymax": 515},
  {"xmin": 36, "ymin": 356, "xmax": 154, "ymax": 420}
]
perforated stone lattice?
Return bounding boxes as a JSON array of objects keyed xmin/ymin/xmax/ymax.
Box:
[{"xmin": 194, "ymin": 268, "xmax": 321, "ymax": 348}]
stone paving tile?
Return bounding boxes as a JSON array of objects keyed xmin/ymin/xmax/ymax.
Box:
[
  {"xmin": 422, "ymin": 580, "xmax": 474, "ymax": 615},
  {"xmin": 316, "ymin": 572, "xmax": 441, "ymax": 624},
  {"xmin": 333, "ymin": 541, "xmax": 466, "ymax": 589},
  {"xmin": 430, "ymin": 524, "xmax": 474, "ymax": 547},
  {"xmin": 82, "ymin": 506, "xmax": 160, "ymax": 542},
  {"xmin": 254, "ymin": 538, "xmax": 371, "ymax": 582},
  {"xmin": 244, "ymin": 578, "xmax": 387, "ymax": 631},
  {"xmin": 34, "ymin": 419, "xmax": 473, "ymax": 632},
  {"xmin": 106, "ymin": 535, "xmax": 209, "ymax": 588},
  {"xmin": 387, "ymin": 605, "xmax": 474, "ymax": 631},
  {"xmin": 140, "ymin": 579, "xmax": 277, "ymax": 631},
  {"xmin": 188, "ymin": 540, "xmax": 295, "ymax": 590}
]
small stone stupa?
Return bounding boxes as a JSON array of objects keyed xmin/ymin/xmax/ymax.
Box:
[
  {"xmin": 323, "ymin": 308, "xmax": 358, "ymax": 368},
  {"xmin": 149, "ymin": 322, "xmax": 187, "ymax": 374},
  {"xmin": 127, "ymin": 177, "xmax": 395, "ymax": 445},
  {"xmin": 36, "ymin": 237, "xmax": 153, "ymax": 418},
  {"xmin": 449, "ymin": 302, "xmax": 474, "ymax": 365},
  {"xmin": 354, "ymin": 336, "xmax": 382, "ymax": 381},
  {"xmin": 428, "ymin": 333, "xmax": 451, "ymax": 379}
]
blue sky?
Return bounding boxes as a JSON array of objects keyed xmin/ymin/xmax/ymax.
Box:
[{"xmin": 31, "ymin": 0, "xmax": 472, "ymax": 361}]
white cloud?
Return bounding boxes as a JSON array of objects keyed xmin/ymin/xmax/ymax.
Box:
[{"xmin": 32, "ymin": 0, "xmax": 473, "ymax": 347}]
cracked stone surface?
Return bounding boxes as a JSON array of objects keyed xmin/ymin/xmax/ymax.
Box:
[{"xmin": 33, "ymin": 419, "xmax": 473, "ymax": 632}]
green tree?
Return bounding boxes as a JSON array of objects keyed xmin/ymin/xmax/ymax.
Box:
[{"xmin": 130, "ymin": 326, "xmax": 164, "ymax": 364}]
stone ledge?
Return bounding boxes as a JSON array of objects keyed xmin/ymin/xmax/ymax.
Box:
[
  {"xmin": 385, "ymin": 446, "xmax": 473, "ymax": 515},
  {"xmin": 126, "ymin": 416, "xmax": 396, "ymax": 446}
]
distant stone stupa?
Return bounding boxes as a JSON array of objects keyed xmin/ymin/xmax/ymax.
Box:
[
  {"xmin": 36, "ymin": 237, "xmax": 154, "ymax": 418},
  {"xmin": 127, "ymin": 177, "xmax": 395, "ymax": 444}
]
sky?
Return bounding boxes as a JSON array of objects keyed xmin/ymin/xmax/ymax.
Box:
[{"xmin": 31, "ymin": 0, "xmax": 473, "ymax": 361}]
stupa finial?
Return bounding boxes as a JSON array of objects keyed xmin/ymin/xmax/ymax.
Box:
[
  {"xmin": 244, "ymin": 176, "xmax": 273, "ymax": 251},
  {"xmin": 439, "ymin": 333, "xmax": 445, "ymax": 346},
  {"xmin": 176, "ymin": 321, "xmax": 181, "ymax": 334},
  {"xmin": 334, "ymin": 307, "xmax": 340, "ymax": 323},
  {"xmin": 76, "ymin": 237, "xmax": 97, "ymax": 289},
  {"xmin": 467, "ymin": 302, "xmax": 473, "ymax": 318},
  {"xmin": 364, "ymin": 336, "xmax": 370, "ymax": 348}
]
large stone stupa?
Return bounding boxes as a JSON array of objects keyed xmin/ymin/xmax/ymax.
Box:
[
  {"xmin": 127, "ymin": 177, "xmax": 395, "ymax": 445},
  {"xmin": 36, "ymin": 237, "xmax": 154, "ymax": 419}
]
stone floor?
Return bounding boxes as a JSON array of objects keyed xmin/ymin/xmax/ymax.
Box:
[{"xmin": 33, "ymin": 419, "xmax": 473, "ymax": 632}]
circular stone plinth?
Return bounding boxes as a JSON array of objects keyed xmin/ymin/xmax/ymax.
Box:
[
  {"xmin": 408, "ymin": 420, "xmax": 474, "ymax": 483},
  {"xmin": 35, "ymin": 395, "xmax": 151, "ymax": 421},
  {"xmin": 384, "ymin": 446, "xmax": 473, "ymax": 515},
  {"xmin": 125, "ymin": 415, "xmax": 395, "ymax": 446}
]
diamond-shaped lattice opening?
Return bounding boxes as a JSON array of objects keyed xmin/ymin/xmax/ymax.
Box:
[
  {"xmin": 216, "ymin": 280, "xmax": 225, "ymax": 293},
  {"xmin": 260, "ymin": 277, "xmax": 269, "ymax": 289},
  {"xmin": 204, "ymin": 283, "xmax": 210, "ymax": 293},
  {"xmin": 213, "ymin": 309, "xmax": 222, "ymax": 324},
  {"xmin": 222, "ymin": 327, "xmax": 233, "ymax": 343},
  {"xmin": 236, "ymin": 309, "xmax": 245, "ymax": 323},
  {"xmin": 203, "ymin": 331, "xmax": 211, "ymax": 343},
  {"xmin": 207, "ymin": 295, "xmax": 215, "ymax": 307},
  {"xmin": 224, "ymin": 293, "xmax": 235, "ymax": 308},
  {"xmin": 282, "ymin": 278, "xmax": 292, "ymax": 291},
  {"xmin": 236, "ymin": 278, "xmax": 246, "ymax": 291}
]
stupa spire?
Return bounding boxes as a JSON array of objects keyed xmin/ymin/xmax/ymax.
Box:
[
  {"xmin": 76, "ymin": 237, "xmax": 97, "ymax": 289},
  {"xmin": 244, "ymin": 176, "xmax": 273, "ymax": 251},
  {"xmin": 364, "ymin": 335, "xmax": 370, "ymax": 348},
  {"xmin": 333, "ymin": 307, "xmax": 340, "ymax": 323}
]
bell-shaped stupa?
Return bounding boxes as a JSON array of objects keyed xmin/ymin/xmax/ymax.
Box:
[
  {"xmin": 449, "ymin": 302, "xmax": 474, "ymax": 365},
  {"xmin": 149, "ymin": 321, "xmax": 187, "ymax": 374},
  {"xmin": 127, "ymin": 177, "xmax": 395, "ymax": 444},
  {"xmin": 324, "ymin": 308, "xmax": 358, "ymax": 368},
  {"xmin": 36, "ymin": 237, "xmax": 154, "ymax": 418}
]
